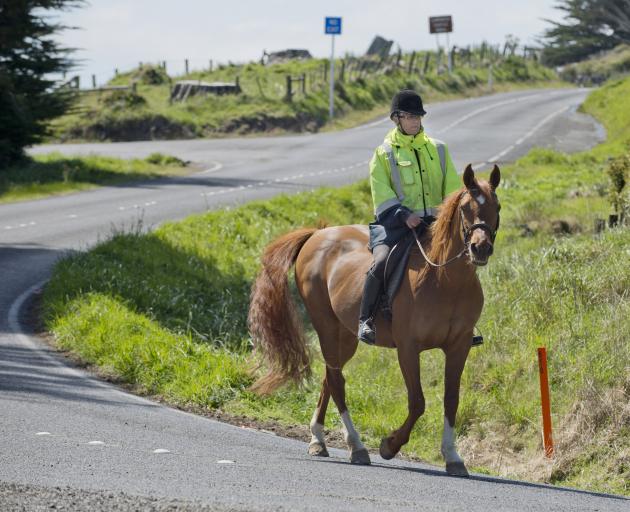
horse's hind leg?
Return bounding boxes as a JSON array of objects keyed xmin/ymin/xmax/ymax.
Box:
[
  {"xmin": 326, "ymin": 364, "xmax": 371, "ymax": 465},
  {"xmin": 308, "ymin": 378, "xmax": 330, "ymax": 457}
]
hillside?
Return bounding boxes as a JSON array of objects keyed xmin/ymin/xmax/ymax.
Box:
[{"xmin": 50, "ymin": 49, "xmax": 557, "ymax": 142}]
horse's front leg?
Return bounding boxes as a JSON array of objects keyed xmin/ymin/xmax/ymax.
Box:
[
  {"xmin": 380, "ymin": 343, "xmax": 424, "ymax": 460},
  {"xmin": 442, "ymin": 342, "xmax": 472, "ymax": 477}
]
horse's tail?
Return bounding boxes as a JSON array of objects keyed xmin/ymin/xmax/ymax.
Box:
[{"xmin": 248, "ymin": 227, "xmax": 318, "ymax": 395}]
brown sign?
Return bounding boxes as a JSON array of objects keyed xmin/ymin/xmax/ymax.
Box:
[{"xmin": 429, "ymin": 16, "xmax": 453, "ymax": 34}]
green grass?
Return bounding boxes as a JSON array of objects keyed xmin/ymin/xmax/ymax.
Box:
[
  {"xmin": 42, "ymin": 78, "xmax": 630, "ymax": 495},
  {"xmin": 50, "ymin": 53, "xmax": 558, "ymax": 142},
  {"xmin": 0, "ymin": 153, "xmax": 189, "ymax": 203}
]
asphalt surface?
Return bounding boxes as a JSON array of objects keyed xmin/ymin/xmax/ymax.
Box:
[{"xmin": 2, "ymin": 88, "xmax": 626, "ymax": 511}]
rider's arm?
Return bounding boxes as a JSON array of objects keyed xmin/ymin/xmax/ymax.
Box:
[{"xmin": 370, "ymin": 149, "xmax": 412, "ymax": 226}]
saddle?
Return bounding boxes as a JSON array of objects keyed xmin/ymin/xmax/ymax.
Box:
[{"xmin": 379, "ymin": 223, "xmax": 430, "ymax": 320}]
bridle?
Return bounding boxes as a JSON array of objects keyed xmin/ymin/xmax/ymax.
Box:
[{"xmin": 413, "ymin": 191, "xmax": 500, "ymax": 268}]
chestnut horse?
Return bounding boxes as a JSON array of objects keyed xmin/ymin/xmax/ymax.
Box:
[{"xmin": 248, "ymin": 165, "xmax": 501, "ymax": 476}]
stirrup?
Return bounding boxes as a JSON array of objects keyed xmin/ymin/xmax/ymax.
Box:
[
  {"xmin": 472, "ymin": 335, "xmax": 484, "ymax": 347},
  {"xmin": 358, "ymin": 320, "xmax": 376, "ymax": 345}
]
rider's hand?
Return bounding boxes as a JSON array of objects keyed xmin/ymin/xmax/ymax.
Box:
[{"xmin": 405, "ymin": 213, "xmax": 422, "ymax": 229}]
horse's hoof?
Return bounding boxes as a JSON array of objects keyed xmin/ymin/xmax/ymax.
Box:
[
  {"xmin": 350, "ymin": 448, "xmax": 371, "ymax": 465},
  {"xmin": 379, "ymin": 437, "xmax": 396, "ymax": 460},
  {"xmin": 308, "ymin": 442, "xmax": 329, "ymax": 457},
  {"xmin": 446, "ymin": 461, "xmax": 469, "ymax": 477}
]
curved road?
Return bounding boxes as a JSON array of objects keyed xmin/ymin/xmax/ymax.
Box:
[{"xmin": 2, "ymin": 88, "xmax": 626, "ymax": 511}]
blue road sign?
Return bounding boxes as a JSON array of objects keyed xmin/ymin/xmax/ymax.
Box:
[{"xmin": 325, "ymin": 17, "xmax": 342, "ymax": 35}]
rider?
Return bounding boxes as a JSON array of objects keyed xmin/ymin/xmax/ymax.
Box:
[{"xmin": 358, "ymin": 89, "xmax": 460, "ymax": 345}]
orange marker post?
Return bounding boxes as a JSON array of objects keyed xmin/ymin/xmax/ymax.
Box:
[{"xmin": 537, "ymin": 347, "xmax": 554, "ymax": 458}]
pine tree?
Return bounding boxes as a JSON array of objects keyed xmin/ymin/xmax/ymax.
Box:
[
  {"xmin": 541, "ymin": 0, "xmax": 630, "ymax": 65},
  {"xmin": 0, "ymin": 0, "xmax": 83, "ymax": 167}
]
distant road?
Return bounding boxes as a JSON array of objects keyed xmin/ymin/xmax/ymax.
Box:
[{"xmin": 2, "ymin": 88, "xmax": 625, "ymax": 511}]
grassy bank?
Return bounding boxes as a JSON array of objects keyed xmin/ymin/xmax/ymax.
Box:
[
  {"xmin": 50, "ymin": 52, "xmax": 558, "ymax": 142},
  {"xmin": 42, "ymin": 79, "xmax": 629, "ymax": 495},
  {"xmin": 560, "ymin": 44, "xmax": 630, "ymax": 85},
  {"xmin": 0, "ymin": 153, "xmax": 189, "ymax": 203}
]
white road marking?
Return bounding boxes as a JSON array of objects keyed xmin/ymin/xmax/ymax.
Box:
[
  {"xmin": 67, "ymin": 214, "xmax": 78, "ymax": 219},
  {"xmin": 88, "ymin": 441, "xmax": 105, "ymax": 445},
  {"xmin": 153, "ymin": 448, "xmax": 171, "ymax": 454},
  {"xmin": 217, "ymin": 460, "xmax": 235, "ymax": 464},
  {"xmin": 196, "ymin": 161, "xmax": 223, "ymax": 175},
  {"xmin": 35, "ymin": 432, "xmax": 51, "ymax": 436},
  {"xmin": 485, "ymin": 105, "xmax": 570, "ymax": 165},
  {"xmin": 435, "ymin": 93, "xmax": 544, "ymax": 135}
]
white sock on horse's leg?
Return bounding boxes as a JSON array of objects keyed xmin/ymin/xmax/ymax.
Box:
[
  {"xmin": 441, "ymin": 416, "xmax": 464, "ymax": 464},
  {"xmin": 341, "ymin": 411, "xmax": 366, "ymax": 452},
  {"xmin": 309, "ymin": 409, "xmax": 326, "ymax": 446}
]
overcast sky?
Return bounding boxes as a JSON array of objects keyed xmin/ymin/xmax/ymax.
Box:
[{"xmin": 51, "ymin": 0, "xmax": 566, "ymax": 85}]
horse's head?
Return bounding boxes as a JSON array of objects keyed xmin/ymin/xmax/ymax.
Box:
[{"xmin": 459, "ymin": 164, "xmax": 501, "ymax": 266}]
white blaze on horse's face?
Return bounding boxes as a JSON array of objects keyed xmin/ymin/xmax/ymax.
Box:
[{"xmin": 461, "ymin": 164, "xmax": 501, "ymax": 266}]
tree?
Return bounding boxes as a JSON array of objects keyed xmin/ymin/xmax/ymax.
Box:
[
  {"xmin": 0, "ymin": 0, "xmax": 83, "ymax": 167},
  {"xmin": 541, "ymin": 0, "xmax": 630, "ymax": 65}
]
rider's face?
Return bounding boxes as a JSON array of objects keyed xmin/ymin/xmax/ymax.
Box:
[{"xmin": 395, "ymin": 112, "xmax": 423, "ymax": 136}]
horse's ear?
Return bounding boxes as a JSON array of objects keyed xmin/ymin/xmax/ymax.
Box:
[
  {"xmin": 463, "ymin": 164, "xmax": 475, "ymax": 190},
  {"xmin": 490, "ymin": 164, "xmax": 501, "ymax": 190}
]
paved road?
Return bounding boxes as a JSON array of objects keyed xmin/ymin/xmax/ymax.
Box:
[{"xmin": 2, "ymin": 88, "xmax": 626, "ymax": 511}]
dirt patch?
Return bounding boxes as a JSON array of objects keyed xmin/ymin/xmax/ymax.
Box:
[
  {"xmin": 213, "ymin": 113, "xmax": 322, "ymax": 135},
  {"xmin": 63, "ymin": 115, "xmax": 198, "ymax": 142},
  {"xmin": 59, "ymin": 111, "xmax": 324, "ymax": 143}
]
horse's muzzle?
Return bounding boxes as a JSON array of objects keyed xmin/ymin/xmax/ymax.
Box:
[{"xmin": 469, "ymin": 241, "xmax": 494, "ymax": 265}]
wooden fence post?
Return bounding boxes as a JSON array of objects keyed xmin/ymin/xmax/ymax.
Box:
[
  {"xmin": 92, "ymin": 74, "xmax": 96, "ymax": 88},
  {"xmin": 423, "ymin": 53, "xmax": 431, "ymax": 75},
  {"xmin": 185, "ymin": 59, "xmax": 189, "ymax": 74},
  {"xmin": 408, "ymin": 51, "xmax": 416, "ymax": 74},
  {"xmin": 285, "ymin": 75, "xmax": 292, "ymax": 102}
]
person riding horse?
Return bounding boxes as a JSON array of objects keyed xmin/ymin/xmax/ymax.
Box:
[{"xmin": 358, "ymin": 89, "xmax": 460, "ymax": 345}]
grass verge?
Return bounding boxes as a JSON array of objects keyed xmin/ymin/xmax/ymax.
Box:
[
  {"xmin": 0, "ymin": 152, "xmax": 189, "ymax": 203},
  {"xmin": 42, "ymin": 78, "xmax": 630, "ymax": 495}
]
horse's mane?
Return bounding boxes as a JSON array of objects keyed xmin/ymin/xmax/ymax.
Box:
[{"xmin": 415, "ymin": 188, "xmax": 465, "ymax": 283}]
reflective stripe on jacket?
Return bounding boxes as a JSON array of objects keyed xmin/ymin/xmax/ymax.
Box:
[{"xmin": 369, "ymin": 127, "xmax": 460, "ymax": 218}]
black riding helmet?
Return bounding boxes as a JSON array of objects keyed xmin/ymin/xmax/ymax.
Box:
[{"xmin": 390, "ymin": 89, "xmax": 427, "ymax": 119}]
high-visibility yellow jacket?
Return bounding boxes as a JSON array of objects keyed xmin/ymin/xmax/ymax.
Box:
[{"xmin": 370, "ymin": 128, "xmax": 460, "ymax": 220}]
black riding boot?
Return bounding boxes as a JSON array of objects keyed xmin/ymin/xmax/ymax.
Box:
[{"xmin": 357, "ymin": 271, "xmax": 383, "ymax": 345}]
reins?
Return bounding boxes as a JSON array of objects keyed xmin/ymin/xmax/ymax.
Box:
[{"xmin": 413, "ymin": 228, "xmax": 468, "ymax": 268}]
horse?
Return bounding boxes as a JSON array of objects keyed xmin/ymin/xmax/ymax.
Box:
[{"xmin": 248, "ymin": 164, "xmax": 501, "ymax": 476}]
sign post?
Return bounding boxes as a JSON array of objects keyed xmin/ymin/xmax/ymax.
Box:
[
  {"xmin": 325, "ymin": 17, "xmax": 342, "ymax": 120},
  {"xmin": 429, "ymin": 15, "xmax": 453, "ymax": 73}
]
